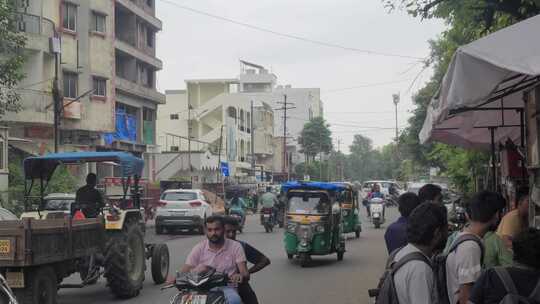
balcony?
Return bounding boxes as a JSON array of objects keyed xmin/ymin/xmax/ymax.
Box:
[
  {"xmin": 115, "ymin": 39, "xmax": 162, "ymax": 70},
  {"xmin": 3, "ymin": 90, "xmax": 54, "ymax": 125},
  {"xmin": 116, "ymin": 77, "xmax": 166, "ymax": 104},
  {"xmin": 115, "ymin": 0, "xmax": 162, "ymax": 30},
  {"xmin": 15, "ymin": 13, "xmax": 55, "ymax": 53}
]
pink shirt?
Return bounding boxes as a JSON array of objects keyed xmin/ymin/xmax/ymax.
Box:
[{"xmin": 185, "ymin": 239, "xmax": 246, "ymax": 277}]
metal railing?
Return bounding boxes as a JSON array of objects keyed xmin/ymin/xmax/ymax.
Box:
[{"xmin": 13, "ymin": 12, "xmax": 55, "ymax": 38}]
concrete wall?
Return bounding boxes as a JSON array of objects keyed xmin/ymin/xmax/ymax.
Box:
[{"xmin": 157, "ymin": 90, "xmax": 189, "ymax": 151}]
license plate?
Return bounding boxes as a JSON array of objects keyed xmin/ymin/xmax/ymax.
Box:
[
  {"xmin": 171, "ymin": 211, "xmax": 186, "ymax": 215},
  {"xmin": 105, "ymin": 221, "xmax": 122, "ymax": 230},
  {"xmin": 0, "ymin": 240, "xmax": 10, "ymax": 254},
  {"xmin": 6, "ymin": 271, "xmax": 24, "ymax": 288},
  {"xmin": 181, "ymin": 295, "xmax": 207, "ymax": 304},
  {"xmin": 263, "ymin": 214, "xmax": 270, "ymax": 218}
]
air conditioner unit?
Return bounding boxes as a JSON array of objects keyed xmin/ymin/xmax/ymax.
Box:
[{"xmin": 170, "ymin": 146, "xmax": 179, "ymax": 152}]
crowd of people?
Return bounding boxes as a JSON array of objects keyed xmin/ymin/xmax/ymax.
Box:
[{"xmin": 380, "ymin": 183, "xmax": 540, "ymax": 304}]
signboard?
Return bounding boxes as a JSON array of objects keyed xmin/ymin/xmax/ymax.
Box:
[{"xmin": 220, "ymin": 161, "xmax": 230, "ymax": 177}]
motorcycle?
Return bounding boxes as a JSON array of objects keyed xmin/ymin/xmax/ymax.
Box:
[
  {"xmin": 0, "ymin": 273, "xmax": 18, "ymax": 304},
  {"xmin": 229, "ymin": 208, "xmax": 245, "ymax": 233},
  {"xmin": 276, "ymin": 204, "xmax": 285, "ymax": 228},
  {"xmin": 369, "ymin": 198, "xmax": 385, "ymax": 229},
  {"xmin": 260, "ymin": 207, "xmax": 275, "ymax": 233},
  {"xmin": 163, "ymin": 268, "xmax": 228, "ymax": 304}
]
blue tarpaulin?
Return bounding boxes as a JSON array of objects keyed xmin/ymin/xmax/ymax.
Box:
[
  {"xmin": 281, "ymin": 181, "xmax": 346, "ymax": 193},
  {"xmin": 103, "ymin": 109, "xmax": 137, "ymax": 144},
  {"xmin": 24, "ymin": 152, "xmax": 144, "ymax": 180}
]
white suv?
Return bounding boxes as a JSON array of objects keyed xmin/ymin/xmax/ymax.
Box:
[{"xmin": 155, "ymin": 189, "xmax": 213, "ymax": 234}]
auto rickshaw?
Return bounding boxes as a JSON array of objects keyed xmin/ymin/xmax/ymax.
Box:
[
  {"xmin": 333, "ymin": 182, "xmax": 361, "ymax": 238},
  {"xmin": 282, "ymin": 181, "xmax": 346, "ymax": 267}
]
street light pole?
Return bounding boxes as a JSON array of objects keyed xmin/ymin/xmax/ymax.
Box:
[{"xmin": 392, "ymin": 93, "xmax": 400, "ymax": 143}]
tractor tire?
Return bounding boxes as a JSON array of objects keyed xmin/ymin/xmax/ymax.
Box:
[
  {"xmin": 104, "ymin": 221, "xmax": 146, "ymax": 299},
  {"xmin": 16, "ymin": 266, "xmax": 57, "ymax": 304},
  {"xmin": 151, "ymin": 244, "xmax": 170, "ymax": 284}
]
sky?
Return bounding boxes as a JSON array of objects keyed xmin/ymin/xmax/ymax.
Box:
[{"xmin": 155, "ymin": 0, "xmax": 446, "ymax": 152}]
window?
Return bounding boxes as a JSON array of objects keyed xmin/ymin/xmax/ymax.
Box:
[
  {"xmin": 91, "ymin": 12, "xmax": 106, "ymax": 33},
  {"xmin": 170, "ymin": 146, "xmax": 179, "ymax": 152},
  {"xmin": 63, "ymin": 72, "xmax": 78, "ymax": 98},
  {"xmin": 146, "ymin": 29, "xmax": 154, "ymax": 47},
  {"xmin": 170, "ymin": 114, "xmax": 179, "ymax": 120},
  {"xmin": 62, "ymin": 2, "xmax": 77, "ymax": 32},
  {"xmin": 146, "ymin": 0, "xmax": 153, "ymax": 8},
  {"xmin": 92, "ymin": 77, "xmax": 106, "ymax": 97}
]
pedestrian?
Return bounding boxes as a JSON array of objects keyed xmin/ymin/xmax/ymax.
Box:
[
  {"xmin": 469, "ymin": 228, "xmax": 540, "ymax": 304},
  {"xmin": 497, "ymin": 187, "xmax": 529, "ymax": 249},
  {"xmin": 384, "ymin": 192, "xmax": 421, "ymax": 253},
  {"xmin": 392, "ymin": 202, "xmax": 448, "ymax": 304},
  {"xmin": 418, "ymin": 183, "xmax": 443, "ymax": 204},
  {"xmin": 444, "ymin": 193, "xmax": 512, "ymax": 268},
  {"xmin": 445, "ymin": 191, "xmax": 502, "ymax": 304},
  {"xmin": 224, "ymin": 216, "xmax": 270, "ymax": 304}
]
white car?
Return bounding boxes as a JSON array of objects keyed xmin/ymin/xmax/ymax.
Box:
[
  {"xmin": 21, "ymin": 193, "xmax": 76, "ymax": 219},
  {"xmin": 155, "ymin": 189, "xmax": 212, "ymax": 234}
]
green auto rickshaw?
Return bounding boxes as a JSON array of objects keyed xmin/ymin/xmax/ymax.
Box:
[
  {"xmin": 334, "ymin": 182, "xmax": 362, "ymax": 238},
  {"xmin": 282, "ymin": 181, "xmax": 346, "ymax": 267}
]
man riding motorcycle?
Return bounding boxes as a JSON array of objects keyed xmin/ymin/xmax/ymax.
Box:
[
  {"xmin": 224, "ymin": 216, "xmax": 270, "ymax": 304},
  {"xmin": 180, "ymin": 216, "xmax": 249, "ymax": 304},
  {"xmin": 229, "ymin": 193, "xmax": 247, "ymax": 228},
  {"xmin": 259, "ymin": 187, "xmax": 279, "ymax": 224}
]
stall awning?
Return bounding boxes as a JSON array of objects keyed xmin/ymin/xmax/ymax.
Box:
[{"xmin": 420, "ymin": 14, "xmax": 540, "ymax": 149}]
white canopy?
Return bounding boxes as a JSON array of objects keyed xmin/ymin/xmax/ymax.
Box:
[{"xmin": 420, "ymin": 14, "xmax": 540, "ymax": 150}]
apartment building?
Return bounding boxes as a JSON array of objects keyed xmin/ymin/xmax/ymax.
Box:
[{"xmin": 5, "ymin": 0, "xmax": 164, "ymax": 157}]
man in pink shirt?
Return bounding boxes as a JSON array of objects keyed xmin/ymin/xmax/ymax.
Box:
[{"xmin": 181, "ymin": 216, "xmax": 249, "ymax": 304}]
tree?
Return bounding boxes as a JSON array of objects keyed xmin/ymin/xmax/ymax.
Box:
[
  {"xmin": 298, "ymin": 117, "xmax": 332, "ymax": 162},
  {"xmin": 0, "ymin": 1, "xmax": 26, "ymax": 118}
]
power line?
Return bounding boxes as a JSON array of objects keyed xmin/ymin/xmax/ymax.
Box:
[
  {"xmin": 158, "ymin": 0, "xmax": 427, "ymax": 61},
  {"xmin": 322, "ymin": 79, "xmax": 413, "ymax": 93}
]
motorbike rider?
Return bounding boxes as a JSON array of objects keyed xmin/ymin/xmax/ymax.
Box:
[
  {"xmin": 260, "ymin": 186, "xmax": 279, "ymax": 223},
  {"xmin": 224, "ymin": 216, "xmax": 270, "ymax": 304},
  {"xmin": 181, "ymin": 215, "xmax": 249, "ymax": 304},
  {"xmin": 367, "ymin": 184, "xmax": 385, "ymax": 218},
  {"xmin": 229, "ymin": 193, "xmax": 247, "ymax": 226}
]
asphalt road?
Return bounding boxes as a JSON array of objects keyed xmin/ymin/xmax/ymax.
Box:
[{"xmin": 58, "ymin": 208, "xmax": 398, "ymax": 304}]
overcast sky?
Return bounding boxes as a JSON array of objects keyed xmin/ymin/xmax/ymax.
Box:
[{"xmin": 155, "ymin": 0, "xmax": 446, "ymax": 151}]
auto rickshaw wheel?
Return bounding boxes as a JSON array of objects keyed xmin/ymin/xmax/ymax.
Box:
[
  {"xmin": 299, "ymin": 254, "xmax": 309, "ymax": 267},
  {"xmin": 374, "ymin": 222, "xmax": 381, "ymax": 229},
  {"xmin": 337, "ymin": 251, "xmax": 344, "ymax": 261},
  {"xmin": 355, "ymin": 229, "xmax": 360, "ymax": 238},
  {"xmin": 287, "ymin": 253, "xmax": 293, "ymax": 260}
]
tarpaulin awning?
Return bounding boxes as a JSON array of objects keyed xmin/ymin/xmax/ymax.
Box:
[
  {"xmin": 420, "ymin": 14, "xmax": 540, "ymax": 149},
  {"xmin": 24, "ymin": 152, "xmax": 144, "ymax": 180}
]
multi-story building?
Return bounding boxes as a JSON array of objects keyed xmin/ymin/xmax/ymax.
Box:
[
  {"xmin": 156, "ymin": 61, "xmax": 323, "ymax": 181},
  {"xmin": 5, "ymin": 0, "xmax": 164, "ymax": 157}
]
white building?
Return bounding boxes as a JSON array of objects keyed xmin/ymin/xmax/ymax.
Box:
[{"xmin": 156, "ymin": 61, "xmax": 323, "ymax": 181}]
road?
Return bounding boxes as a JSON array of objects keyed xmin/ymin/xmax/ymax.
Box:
[{"xmin": 58, "ymin": 208, "xmax": 398, "ymax": 304}]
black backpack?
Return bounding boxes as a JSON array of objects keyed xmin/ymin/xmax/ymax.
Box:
[
  {"xmin": 492, "ymin": 267, "xmax": 540, "ymax": 304},
  {"xmin": 369, "ymin": 247, "xmax": 432, "ymax": 304},
  {"xmin": 433, "ymin": 233, "xmax": 485, "ymax": 304}
]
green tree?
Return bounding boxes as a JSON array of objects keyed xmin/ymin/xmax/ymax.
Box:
[
  {"xmin": 298, "ymin": 117, "xmax": 333, "ymax": 162},
  {"xmin": 0, "ymin": 1, "xmax": 26, "ymax": 117}
]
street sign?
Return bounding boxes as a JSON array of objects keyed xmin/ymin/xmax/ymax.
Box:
[{"xmin": 220, "ymin": 161, "xmax": 230, "ymax": 177}]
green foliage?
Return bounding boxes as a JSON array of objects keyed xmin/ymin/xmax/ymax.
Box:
[
  {"xmin": 0, "ymin": 1, "xmax": 27, "ymax": 117},
  {"xmin": 298, "ymin": 117, "xmax": 333, "ymax": 160},
  {"xmin": 383, "ymin": 0, "xmax": 539, "ymax": 193}
]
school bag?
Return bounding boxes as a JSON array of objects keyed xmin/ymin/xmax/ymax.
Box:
[
  {"xmin": 433, "ymin": 233, "xmax": 485, "ymax": 304},
  {"xmin": 369, "ymin": 247, "xmax": 432, "ymax": 304},
  {"xmin": 493, "ymin": 267, "xmax": 540, "ymax": 304}
]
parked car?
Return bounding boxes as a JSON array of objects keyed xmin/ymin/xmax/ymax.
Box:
[
  {"xmin": 155, "ymin": 189, "xmax": 213, "ymax": 234},
  {"xmin": 20, "ymin": 193, "xmax": 75, "ymax": 219},
  {"xmin": 0, "ymin": 208, "xmax": 17, "ymax": 220}
]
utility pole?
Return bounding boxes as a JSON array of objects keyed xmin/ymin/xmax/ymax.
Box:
[
  {"xmin": 275, "ymin": 95, "xmax": 295, "ymax": 181},
  {"xmin": 250, "ymin": 100, "xmax": 255, "ymax": 179},
  {"xmin": 188, "ymin": 105, "xmax": 192, "ymax": 173},
  {"xmin": 338, "ymin": 138, "xmax": 343, "ymax": 181},
  {"xmin": 217, "ymin": 125, "xmax": 224, "ymax": 200},
  {"xmin": 392, "ymin": 93, "xmax": 400, "ymax": 143},
  {"xmin": 51, "ymin": 34, "xmax": 62, "ymax": 153}
]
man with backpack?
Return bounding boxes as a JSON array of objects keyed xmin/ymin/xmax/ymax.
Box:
[
  {"xmin": 372, "ymin": 202, "xmax": 448, "ymax": 304},
  {"xmin": 469, "ymin": 228, "xmax": 540, "ymax": 304},
  {"xmin": 445, "ymin": 191, "xmax": 502, "ymax": 304}
]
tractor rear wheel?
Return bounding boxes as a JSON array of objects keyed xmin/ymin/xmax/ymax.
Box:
[{"xmin": 104, "ymin": 221, "xmax": 146, "ymax": 298}]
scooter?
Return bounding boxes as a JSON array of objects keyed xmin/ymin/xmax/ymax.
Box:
[
  {"xmin": 369, "ymin": 198, "xmax": 385, "ymax": 229},
  {"xmin": 163, "ymin": 269, "xmax": 228, "ymax": 304},
  {"xmin": 260, "ymin": 207, "xmax": 275, "ymax": 233}
]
